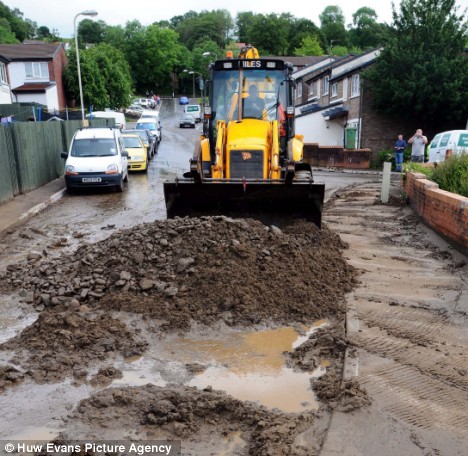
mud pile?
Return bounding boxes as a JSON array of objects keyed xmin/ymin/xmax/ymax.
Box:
[
  {"xmin": 64, "ymin": 384, "xmax": 314, "ymax": 455},
  {"xmin": 2, "ymin": 216, "xmax": 357, "ymax": 330},
  {"xmin": 2, "ymin": 309, "xmax": 147, "ymax": 382}
]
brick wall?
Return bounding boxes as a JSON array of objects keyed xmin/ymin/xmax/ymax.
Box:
[
  {"xmin": 404, "ymin": 172, "xmax": 468, "ymax": 253},
  {"xmin": 47, "ymin": 45, "xmax": 67, "ymax": 110},
  {"xmin": 303, "ymin": 143, "xmax": 371, "ymax": 169}
]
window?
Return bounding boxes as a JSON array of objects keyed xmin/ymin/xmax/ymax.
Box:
[
  {"xmin": 322, "ymin": 76, "xmax": 329, "ymax": 95},
  {"xmin": 297, "ymin": 81, "xmax": 302, "ymax": 99},
  {"xmin": 331, "ymin": 83, "xmax": 338, "ymax": 97},
  {"xmin": 351, "ymin": 74, "xmax": 360, "ymax": 97},
  {"xmin": 0, "ymin": 62, "xmax": 7, "ymax": 83},
  {"xmin": 25, "ymin": 62, "xmax": 49, "ymax": 79},
  {"xmin": 308, "ymin": 81, "xmax": 314, "ymax": 97}
]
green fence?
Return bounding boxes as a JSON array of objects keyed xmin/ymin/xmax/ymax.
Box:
[
  {"xmin": 0, "ymin": 118, "xmax": 115, "ymax": 204},
  {"xmin": 0, "ymin": 103, "xmax": 37, "ymax": 122}
]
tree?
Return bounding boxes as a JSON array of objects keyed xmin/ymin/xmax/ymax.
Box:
[
  {"xmin": 0, "ymin": 18, "xmax": 18, "ymax": 43},
  {"xmin": 319, "ymin": 6, "xmax": 348, "ymax": 50},
  {"xmin": 144, "ymin": 25, "xmax": 186, "ymax": 91},
  {"xmin": 119, "ymin": 20, "xmax": 148, "ymax": 92},
  {"xmin": 365, "ymin": 0, "xmax": 468, "ymax": 128},
  {"xmin": 319, "ymin": 5, "xmax": 345, "ymax": 28},
  {"xmin": 193, "ymin": 39, "xmax": 222, "ymax": 73},
  {"xmin": 294, "ymin": 35, "xmax": 324, "ymax": 56},
  {"xmin": 78, "ymin": 19, "xmax": 106, "ymax": 44},
  {"xmin": 64, "ymin": 43, "xmax": 133, "ymax": 110},
  {"xmin": 288, "ymin": 18, "xmax": 323, "ymax": 55},
  {"xmin": 0, "ymin": 2, "xmax": 35, "ymax": 41},
  {"xmin": 247, "ymin": 13, "xmax": 291, "ymax": 55},
  {"xmin": 35, "ymin": 25, "xmax": 60, "ymax": 42},
  {"xmin": 176, "ymin": 10, "xmax": 233, "ymax": 50},
  {"xmin": 348, "ymin": 7, "xmax": 387, "ymax": 50},
  {"xmin": 236, "ymin": 11, "xmax": 255, "ymax": 43}
]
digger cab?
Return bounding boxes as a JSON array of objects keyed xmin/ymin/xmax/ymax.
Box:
[{"xmin": 204, "ymin": 58, "xmax": 294, "ymax": 158}]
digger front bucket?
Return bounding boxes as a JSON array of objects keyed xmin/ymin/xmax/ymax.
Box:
[{"xmin": 163, "ymin": 178, "xmax": 325, "ymax": 228}]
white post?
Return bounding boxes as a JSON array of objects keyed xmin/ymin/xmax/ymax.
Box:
[{"xmin": 381, "ymin": 161, "xmax": 392, "ymax": 203}]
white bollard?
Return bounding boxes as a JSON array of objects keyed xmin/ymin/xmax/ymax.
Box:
[{"xmin": 381, "ymin": 161, "xmax": 392, "ymax": 203}]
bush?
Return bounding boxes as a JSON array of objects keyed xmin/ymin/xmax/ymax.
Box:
[
  {"xmin": 402, "ymin": 154, "xmax": 467, "ymax": 197},
  {"xmin": 401, "ymin": 161, "xmax": 433, "ymax": 183},
  {"xmin": 431, "ymin": 154, "xmax": 468, "ymax": 197},
  {"xmin": 373, "ymin": 148, "xmax": 411, "ymax": 170}
]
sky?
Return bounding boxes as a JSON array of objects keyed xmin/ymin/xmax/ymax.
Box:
[{"xmin": 2, "ymin": 0, "xmax": 408, "ymax": 38}]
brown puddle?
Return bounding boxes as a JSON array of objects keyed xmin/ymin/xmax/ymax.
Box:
[{"xmin": 170, "ymin": 322, "xmax": 329, "ymax": 413}]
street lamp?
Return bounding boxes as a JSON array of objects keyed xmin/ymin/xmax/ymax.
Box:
[
  {"xmin": 183, "ymin": 68, "xmax": 200, "ymax": 100},
  {"xmin": 202, "ymin": 51, "xmax": 217, "ymax": 61},
  {"xmin": 189, "ymin": 71, "xmax": 202, "ymax": 100},
  {"xmin": 74, "ymin": 10, "xmax": 98, "ymax": 122},
  {"xmin": 330, "ymin": 40, "xmax": 339, "ymax": 55}
]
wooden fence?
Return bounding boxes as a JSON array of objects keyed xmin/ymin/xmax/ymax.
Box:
[{"xmin": 0, "ymin": 118, "xmax": 113, "ymax": 204}]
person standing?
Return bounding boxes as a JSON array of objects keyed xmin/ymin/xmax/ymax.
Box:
[
  {"xmin": 408, "ymin": 129, "xmax": 428, "ymax": 163},
  {"xmin": 394, "ymin": 134, "xmax": 406, "ymax": 172}
]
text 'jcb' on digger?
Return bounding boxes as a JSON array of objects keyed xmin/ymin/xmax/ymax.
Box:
[{"xmin": 164, "ymin": 45, "xmax": 325, "ymax": 227}]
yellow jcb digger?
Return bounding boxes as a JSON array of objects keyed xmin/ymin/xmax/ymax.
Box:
[{"xmin": 163, "ymin": 45, "xmax": 325, "ymax": 227}]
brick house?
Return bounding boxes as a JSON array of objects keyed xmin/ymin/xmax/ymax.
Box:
[
  {"xmin": 293, "ymin": 49, "xmax": 412, "ymax": 159},
  {"xmin": 0, "ymin": 41, "xmax": 67, "ymax": 112}
]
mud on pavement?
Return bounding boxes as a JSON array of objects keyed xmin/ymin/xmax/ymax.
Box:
[{"xmin": 0, "ymin": 215, "xmax": 358, "ymax": 454}]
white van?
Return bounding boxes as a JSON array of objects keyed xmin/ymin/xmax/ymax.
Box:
[
  {"xmin": 184, "ymin": 104, "xmax": 202, "ymax": 122},
  {"xmin": 61, "ymin": 128, "xmax": 129, "ymax": 192},
  {"xmin": 428, "ymin": 130, "xmax": 468, "ymax": 163},
  {"xmin": 136, "ymin": 118, "xmax": 162, "ymax": 143},
  {"xmin": 87, "ymin": 111, "xmax": 126, "ymax": 130}
]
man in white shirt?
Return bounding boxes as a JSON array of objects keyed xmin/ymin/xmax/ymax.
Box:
[{"xmin": 408, "ymin": 129, "xmax": 428, "ymax": 163}]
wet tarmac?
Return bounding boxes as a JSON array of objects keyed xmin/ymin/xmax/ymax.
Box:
[{"xmin": 0, "ymin": 99, "xmax": 391, "ymax": 446}]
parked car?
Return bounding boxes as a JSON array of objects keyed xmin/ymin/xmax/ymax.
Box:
[
  {"xmin": 122, "ymin": 134, "xmax": 148, "ymax": 172},
  {"xmin": 125, "ymin": 104, "xmax": 144, "ymax": 117},
  {"xmin": 61, "ymin": 128, "xmax": 129, "ymax": 192},
  {"xmin": 122, "ymin": 128, "xmax": 156, "ymax": 159},
  {"xmin": 179, "ymin": 113, "xmax": 196, "ymax": 128},
  {"xmin": 179, "ymin": 96, "xmax": 189, "ymax": 105},
  {"xmin": 133, "ymin": 98, "xmax": 149, "ymax": 108},
  {"xmin": 140, "ymin": 109, "xmax": 160, "ymax": 122},
  {"xmin": 428, "ymin": 130, "xmax": 468, "ymax": 163},
  {"xmin": 184, "ymin": 104, "xmax": 202, "ymax": 122},
  {"xmin": 136, "ymin": 119, "xmax": 161, "ymax": 143},
  {"xmin": 87, "ymin": 110, "xmax": 126, "ymax": 130},
  {"xmin": 133, "ymin": 97, "xmax": 156, "ymax": 109}
]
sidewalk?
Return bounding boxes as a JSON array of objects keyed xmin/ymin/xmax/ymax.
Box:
[{"xmin": 0, "ymin": 178, "xmax": 66, "ymax": 237}]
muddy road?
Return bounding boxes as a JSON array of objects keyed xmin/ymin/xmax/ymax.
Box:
[{"xmin": 0, "ymin": 100, "xmax": 467, "ymax": 455}]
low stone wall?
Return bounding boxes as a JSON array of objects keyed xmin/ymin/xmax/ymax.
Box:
[
  {"xmin": 404, "ymin": 172, "xmax": 468, "ymax": 253},
  {"xmin": 303, "ymin": 143, "xmax": 371, "ymax": 169}
]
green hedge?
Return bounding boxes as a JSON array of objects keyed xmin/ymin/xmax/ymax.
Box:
[{"xmin": 403, "ymin": 154, "xmax": 468, "ymax": 197}]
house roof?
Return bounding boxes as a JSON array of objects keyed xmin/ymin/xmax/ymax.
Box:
[
  {"xmin": 0, "ymin": 42, "xmax": 63, "ymax": 61},
  {"xmin": 12, "ymin": 82, "xmax": 56, "ymax": 93},
  {"xmin": 264, "ymin": 55, "xmax": 328, "ymax": 69}
]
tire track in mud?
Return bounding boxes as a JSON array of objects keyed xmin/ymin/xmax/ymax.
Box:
[
  {"xmin": 361, "ymin": 361, "xmax": 468, "ymax": 436},
  {"xmin": 321, "ymin": 182, "xmax": 468, "ymax": 454}
]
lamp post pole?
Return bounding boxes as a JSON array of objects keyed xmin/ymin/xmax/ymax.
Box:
[
  {"xmin": 74, "ymin": 10, "xmax": 98, "ymax": 122},
  {"xmin": 189, "ymin": 71, "xmax": 202, "ymax": 101},
  {"xmin": 191, "ymin": 73, "xmax": 195, "ymax": 100}
]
